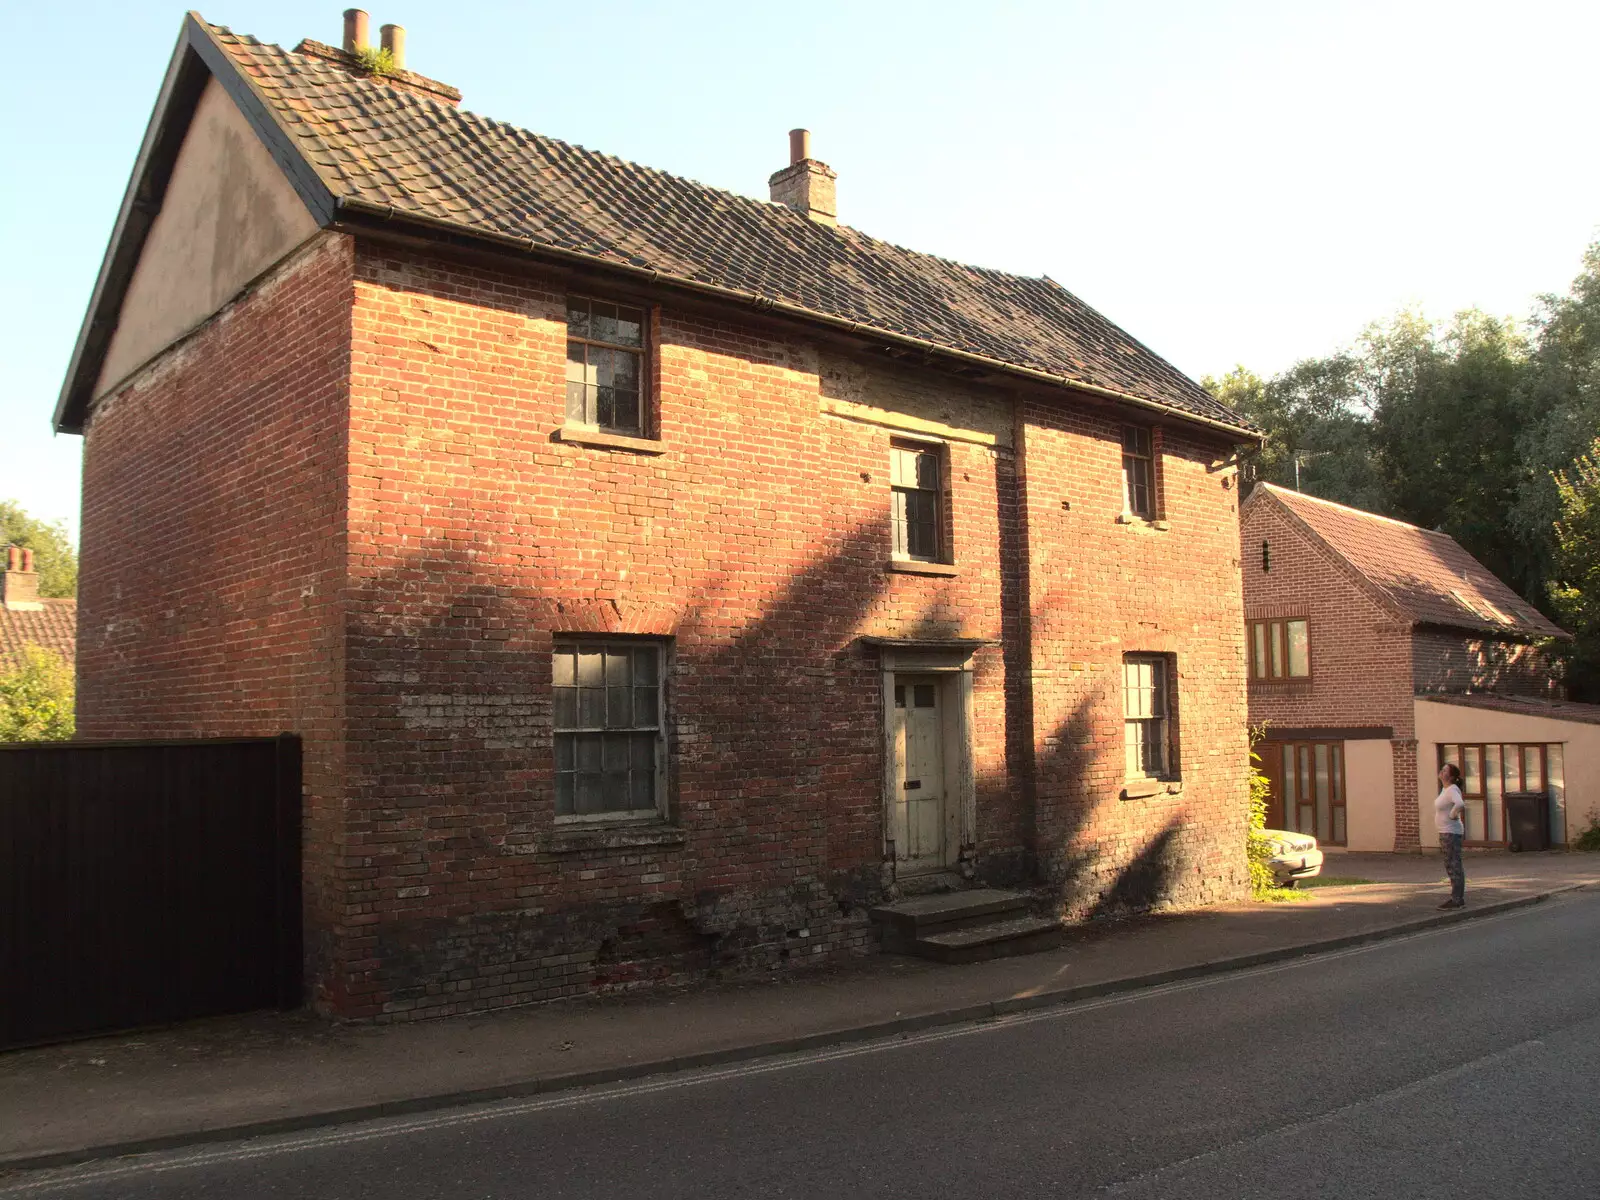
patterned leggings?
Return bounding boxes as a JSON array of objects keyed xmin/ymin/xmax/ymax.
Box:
[{"xmin": 1442, "ymin": 833, "xmax": 1465, "ymax": 902}]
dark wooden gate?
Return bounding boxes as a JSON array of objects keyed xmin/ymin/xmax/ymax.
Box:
[{"xmin": 0, "ymin": 735, "xmax": 301, "ymax": 1049}]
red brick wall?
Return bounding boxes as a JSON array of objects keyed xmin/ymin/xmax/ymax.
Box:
[
  {"xmin": 1018, "ymin": 406, "xmax": 1251, "ymax": 915},
  {"xmin": 1240, "ymin": 492, "xmax": 1419, "ymax": 848},
  {"xmin": 76, "ymin": 232, "xmax": 354, "ymax": 964}
]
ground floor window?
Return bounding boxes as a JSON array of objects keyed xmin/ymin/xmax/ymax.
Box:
[
  {"xmin": 1438, "ymin": 742, "xmax": 1565, "ymax": 844},
  {"xmin": 1271, "ymin": 741, "xmax": 1346, "ymax": 846},
  {"xmin": 1122, "ymin": 655, "xmax": 1175, "ymax": 779},
  {"xmin": 553, "ymin": 639, "xmax": 665, "ymax": 820}
]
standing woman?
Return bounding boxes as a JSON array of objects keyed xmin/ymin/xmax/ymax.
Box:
[{"xmin": 1436, "ymin": 763, "xmax": 1467, "ymax": 909}]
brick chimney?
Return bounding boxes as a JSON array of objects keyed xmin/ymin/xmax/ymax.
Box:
[
  {"xmin": 769, "ymin": 129, "xmax": 838, "ymax": 226},
  {"xmin": 3, "ymin": 546, "xmax": 42, "ymax": 612},
  {"xmin": 294, "ymin": 10, "xmax": 463, "ymax": 106}
]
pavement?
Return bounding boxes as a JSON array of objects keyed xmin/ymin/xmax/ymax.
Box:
[{"xmin": 3, "ymin": 850, "xmax": 1596, "ymax": 1173}]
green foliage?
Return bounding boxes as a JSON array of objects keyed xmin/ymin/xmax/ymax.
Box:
[
  {"xmin": 0, "ymin": 500, "xmax": 77, "ymax": 598},
  {"xmin": 1245, "ymin": 725, "xmax": 1277, "ymax": 898},
  {"xmin": 0, "ymin": 646, "xmax": 75, "ymax": 742},
  {"xmin": 1573, "ymin": 814, "xmax": 1600, "ymax": 852},
  {"xmin": 1300, "ymin": 875, "xmax": 1375, "ymax": 888},
  {"xmin": 1550, "ymin": 441, "xmax": 1600, "ymax": 698},
  {"xmin": 352, "ymin": 45, "xmax": 397, "ymax": 75}
]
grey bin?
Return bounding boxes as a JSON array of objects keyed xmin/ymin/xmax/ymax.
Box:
[{"xmin": 1504, "ymin": 791, "xmax": 1551, "ymax": 852}]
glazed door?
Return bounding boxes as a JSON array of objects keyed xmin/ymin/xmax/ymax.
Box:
[{"xmin": 893, "ymin": 676, "xmax": 948, "ymax": 875}]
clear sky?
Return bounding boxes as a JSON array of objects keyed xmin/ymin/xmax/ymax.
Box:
[{"xmin": 3, "ymin": 0, "xmax": 1597, "ymax": 539}]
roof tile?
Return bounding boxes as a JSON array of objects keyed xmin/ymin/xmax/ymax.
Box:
[
  {"xmin": 0, "ymin": 600, "xmax": 77, "ymax": 673},
  {"xmin": 208, "ymin": 24, "xmax": 1251, "ymax": 433}
]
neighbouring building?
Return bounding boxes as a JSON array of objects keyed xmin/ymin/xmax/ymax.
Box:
[
  {"xmin": 0, "ymin": 547, "xmax": 76, "ymax": 676},
  {"xmin": 1242, "ymin": 483, "xmax": 1598, "ymax": 852},
  {"xmin": 56, "ymin": 11, "xmax": 1260, "ymax": 1019}
]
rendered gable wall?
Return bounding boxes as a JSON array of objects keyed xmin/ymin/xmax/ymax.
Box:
[{"xmin": 94, "ymin": 76, "xmax": 319, "ymax": 398}]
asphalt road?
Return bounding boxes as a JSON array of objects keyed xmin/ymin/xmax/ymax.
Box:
[{"xmin": 7, "ymin": 892, "xmax": 1599, "ymax": 1199}]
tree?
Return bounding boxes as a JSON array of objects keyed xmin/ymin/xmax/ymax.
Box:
[
  {"xmin": 0, "ymin": 500, "xmax": 77, "ymax": 598},
  {"xmin": 0, "ymin": 646, "xmax": 75, "ymax": 741},
  {"xmin": 1550, "ymin": 441, "xmax": 1600, "ymax": 701}
]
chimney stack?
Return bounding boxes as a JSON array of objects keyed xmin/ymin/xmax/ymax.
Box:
[
  {"xmin": 2, "ymin": 546, "xmax": 42, "ymax": 611},
  {"xmin": 769, "ymin": 128, "xmax": 837, "ymax": 226},
  {"xmin": 342, "ymin": 8, "xmax": 370, "ymax": 52},
  {"xmin": 380, "ymin": 23, "xmax": 406, "ymax": 70}
]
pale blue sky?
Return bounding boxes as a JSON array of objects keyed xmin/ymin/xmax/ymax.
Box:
[{"xmin": 3, "ymin": 0, "xmax": 1597, "ymax": 539}]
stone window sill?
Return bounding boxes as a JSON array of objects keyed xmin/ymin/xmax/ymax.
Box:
[
  {"xmin": 546, "ymin": 821, "xmax": 686, "ymax": 854},
  {"xmin": 887, "ymin": 559, "xmax": 960, "ymax": 578},
  {"xmin": 553, "ymin": 425, "xmax": 666, "ymax": 455},
  {"xmin": 1116, "ymin": 513, "xmax": 1170, "ymax": 530},
  {"xmin": 1121, "ymin": 778, "xmax": 1183, "ymax": 800}
]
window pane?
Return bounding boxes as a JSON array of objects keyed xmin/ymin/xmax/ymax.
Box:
[
  {"xmin": 914, "ymin": 450, "xmax": 939, "ymax": 491},
  {"xmin": 1286, "ymin": 620, "xmax": 1310, "ymax": 677},
  {"xmin": 1125, "ymin": 724, "xmax": 1141, "ymax": 779},
  {"xmin": 554, "ymin": 736, "xmax": 574, "ymax": 772},
  {"xmin": 891, "ymin": 489, "xmax": 909, "ymax": 556},
  {"xmin": 1252, "ymin": 623, "xmax": 1267, "ymax": 679},
  {"xmin": 607, "ymin": 686, "xmax": 632, "ymax": 726},
  {"xmin": 1314, "ymin": 744, "xmax": 1331, "ymax": 843},
  {"xmin": 629, "ymin": 769, "xmax": 654, "ymax": 811},
  {"xmin": 579, "ymin": 687, "xmax": 604, "ymax": 727},
  {"xmin": 1333, "ymin": 807, "xmax": 1346, "ymax": 846},
  {"xmin": 555, "ymin": 772, "xmax": 575, "ymax": 816},
  {"xmin": 1463, "ymin": 746, "xmax": 1482, "ymax": 796},
  {"xmin": 1281, "ymin": 745, "xmax": 1297, "ymax": 807},
  {"xmin": 634, "ymin": 685, "xmax": 658, "ymax": 724},
  {"xmin": 553, "ymin": 649, "xmax": 576, "ymax": 688},
  {"xmin": 603, "ymin": 733, "xmax": 630, "ymax": 772},
  {"xmin": 913, "ymin": 683, "xmax": 935, "ymax": 708},
  {"xmin": 1485, "ymin": 744, "xmax": 1503, "ymax": 841},
  {"xmin": 1148, "ymin": 660, "xmax": 1166, "ymax": 716},
  {"xmin": 605, "ymin": 651, "xmax": 632, "ymax": 685},
  {"xmin": 575, "ymin": 772, "xmax": 604, "ymax": 815},
  {"xmin": 613, "ymin": 306, "xmax": 644, "ymax": 348},
  {"xmin": 1523, "ymin": 747, "xmax": 1543, "ymax": 792},
  {"xmin": 567, "ymin": 300, "xmax": 590, "ymax": 337},
  {"xmin": 1441, "ymin": 744, "xmax": 1459, "ymax": 772},
  {"xmin": 553, "ymin": 688, "xmax": 577, "ymax": 730},
  {"xmin": 612, "ymin": 389, "xmax": 640, "ymax": 433},
  {"xmin": 1123, "ymin": 456, "xmax": 1151, "ymax": 517},
  {"xmin": 633, "ymin": 647, "xmax": 658, "ymax": 686},
  {"xmin": 895, "ymin": 685, "xmax": 906, "ymax": 708},
  {"xmin": 1548, "ymin": 744, "xmax": 1566, "ymax": 844},
  {"xmin": 576, "ymin": 735, "xmax": 601, "ymax": 771},
  {"xmin": 577, "ymin": 651, "xmax": 603, "ymax": 687},
  {"xmin": 630, "ymin": 733, "xmax": 655, "ymax": 771},
  {"xmin": 1270, "ymin": 622, "xmax": 1284, "ymax": 678},
  {"xmin": 1122, "ymin": 426, "xmax": 1149, "ymax": 457},
  {"xmin": 906, "ymin": 491, "xmax": 938, "ymax": 559}
]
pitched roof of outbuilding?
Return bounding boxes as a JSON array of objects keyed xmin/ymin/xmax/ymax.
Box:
[
  {"xmin": 56, "ymin": 13, "xmax": 1257, "ymax": 439},
  {"xmin": 1254, "ymin": 484, "xmax": 1565, "ymax": 640},
  {"xmin": 0, "ymin": 600, "xmax": 77, "ymax": 673}
]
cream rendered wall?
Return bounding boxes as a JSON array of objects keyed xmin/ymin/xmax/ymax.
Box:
[
  {"xmin": 1414, "ymin": 699, "xmax": 1600, "ymax": 847},
  {"xmin": 1341, "ymin": 738, "xmax": 1394, "ymax": 852},
  {"xmin": 95, "ymin": 76, "xmax": 319, "ymax": 397}
]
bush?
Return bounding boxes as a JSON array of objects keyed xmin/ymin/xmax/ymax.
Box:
[
  {"xmin": 1246, "ymin": 725, "xmax": 1278, "ymax": 897},
  {"xmin": 1574, "ymin": 815, "xmax": 1600, "ymax": 852},
  {"xmin": 0, "ymin": 646, "xmax": 75, "ymax": 741}
]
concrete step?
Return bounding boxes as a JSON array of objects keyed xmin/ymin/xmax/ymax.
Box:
[
  {"xmin": 911, "ymin": 915, "xmax": 1067, "ymax": 965},
  {"xmin": 868, "ymin": 888, "xmax": 1031, "ymax": 939}
]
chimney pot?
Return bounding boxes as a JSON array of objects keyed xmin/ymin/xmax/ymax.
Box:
[
  {"xmin": 21, "ymin": 549, "xmax": 33, "ymax": 573},
  {"xmin": 380, "ymin": 23, "xmax": 406, "ymax": 70},
  {"xmin": 5, "ymin": 546, "xmax": 16, "ymax": 572},
  {"xmin": 789, "ymin": 128, "xmax": 811, "ymax": 165},
  {"xmin": 342, "ymin": 8, "xmax": 370, "ymax": 53}
]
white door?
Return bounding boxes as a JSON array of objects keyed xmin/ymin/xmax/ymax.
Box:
[{"xmin": 893, "ymin": 675, "xmax": 947, "ymax": 875}]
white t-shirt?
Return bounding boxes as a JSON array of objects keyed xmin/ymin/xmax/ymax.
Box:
[{"xmin": 1435, "ymin": 783, "xmax": 1465, "ymax": 835}]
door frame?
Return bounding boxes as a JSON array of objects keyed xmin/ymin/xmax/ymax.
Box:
[{"xmin": 875, "ymin": 643, "xmax": 979, "ymax": 889}]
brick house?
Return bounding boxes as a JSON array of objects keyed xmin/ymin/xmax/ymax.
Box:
[
  {"xmin": 56, "ymin": 12, "xmax": 1259, "ymax": 1019},
  {"xmin": 1241, "ymin": 483, "xmax": 1598, "ymax": 852},
  {"xmin": 0, "ymin": 547, "xmax": 77, "ymax": 676}
]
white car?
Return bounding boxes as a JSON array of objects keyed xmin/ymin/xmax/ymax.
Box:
[{"xmin": 1263, "ymin": 829, "xmax": 1323, "ymax": 886}]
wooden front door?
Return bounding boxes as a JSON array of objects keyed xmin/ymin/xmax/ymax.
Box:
[{"xmin": 893, "ymin": 675, "xmax": 948, "ymax": 875}]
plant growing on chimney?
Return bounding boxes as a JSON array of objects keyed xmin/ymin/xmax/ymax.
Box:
[{"xmin": 351, "ymin": 44, "xmax": 397, "ymax": 76}]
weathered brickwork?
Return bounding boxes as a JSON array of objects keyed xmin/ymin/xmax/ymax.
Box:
[
  {"xmin": 76, "ymin": 232, "xmax": 355, "ymax": 962},
  {"xmin": 78, "ymin": 231, "xmax": 1253, "ymax": 1020}
]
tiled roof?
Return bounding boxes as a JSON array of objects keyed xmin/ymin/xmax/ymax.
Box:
[
  {"xmin": 204, "ymin": 23, "xmax": 1251, "ymax": 434},
  {"xmin": 1258, "ymin": 484, "xmax": 1565, "ymax": 639},
  {"xmin": 1418, "ymin": 692, "xmax": 1600, "ymax": 727},
  {"xmin": 0, "ymin": 600, "xmax": 77, "ymax": 673}
]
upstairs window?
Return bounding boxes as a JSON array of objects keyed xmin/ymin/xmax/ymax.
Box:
[
  {"xmin": 891, "ymin": 441, "xmax": 944, "ymax": 562},
  {"xmin": 566, "ymin": 297, "xmax": 647, "ymax": 436},
  {"xmin": 1123, "ymin": 654, "xmax": 1175, "ymax": 779},
  {"xmin": 553, "ymin": 640, "xmax": 665, "ymax": 821},
  {"xmin": 1121, "ymin": 426, "xmax": 1155, "ymax": 519},
  {"xmin": 1249, "ymin": 618, "xmax": 1311, "ymax": 680}
]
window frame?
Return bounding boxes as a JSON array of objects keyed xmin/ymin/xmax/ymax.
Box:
[
  {"xmin": 1437, "ymin": 741, "xmax": 1550, "ymax": 845},
  {"xmin": 1122, "ymin": 654, "xmax": 1177, "ymax": 782},
  {"xmin": 564, "ymin": 295, "xmax": 652, "ymax": 438},
  {"xmin": 889, "ymin": 439, "xmax": 948, "ymax": 564},
  {"xmin": 1120, "ymin": 425, "xmax": 1156, "ymax": 520},
  {"xmin": 552, "ymin": 637, "xmax": 669, "ymax": 825},
  {"xmin": 1276, "ymin": 740, "xmax": 1347, "ymax": 846},
  {"xmin": 1248, "ymin": 617, "xmax": 1311, "ymax": 681}
]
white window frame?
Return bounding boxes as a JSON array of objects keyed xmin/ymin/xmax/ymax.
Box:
[
  {"xmin": 552, "ymin": 638, "xmax": 667, "ymax": 824},
  {"xmin": 890, "ymin": 440, "xmax": 946, "ymax": 563}
]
